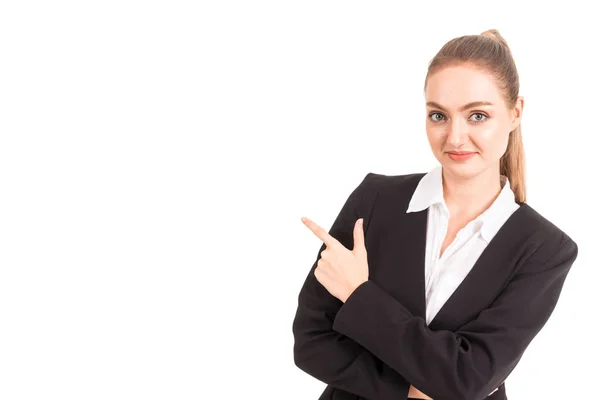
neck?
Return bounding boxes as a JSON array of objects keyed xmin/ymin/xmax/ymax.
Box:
[{"xmin": 442, "ymin": 166, "xmax": 502, "ymax": 219}]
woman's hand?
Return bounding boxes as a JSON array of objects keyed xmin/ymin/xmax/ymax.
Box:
[{"xmin": 301, "ymin": 216, "xmax": 369, "ymax": 303}]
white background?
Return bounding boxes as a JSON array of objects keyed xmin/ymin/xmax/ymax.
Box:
[{"xmin": 1, "ymin": 1, "xmax": 598, "ymax": 399}]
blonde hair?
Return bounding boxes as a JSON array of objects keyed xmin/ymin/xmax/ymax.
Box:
[{"xmin": 424, "ymin": 29, "xmax": 526, "ymax": 203}]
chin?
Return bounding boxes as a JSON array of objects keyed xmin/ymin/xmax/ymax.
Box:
[{"xmin": 440, "ymin": 159, "xmax": 482, "ymax": 180}]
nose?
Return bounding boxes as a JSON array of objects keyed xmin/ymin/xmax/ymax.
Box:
[{"xmin": 447, "ymin": 118, "xmax": 468, "ymax": 147}]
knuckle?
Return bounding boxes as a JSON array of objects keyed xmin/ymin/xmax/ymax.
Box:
[{"xmin": 314, "ymin": 267, "xmax": 323, "ymax": 279}]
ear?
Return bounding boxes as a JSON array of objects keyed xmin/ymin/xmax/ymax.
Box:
[{"xmin": 510, "ymin": 96, "xmax": 524, "ymax": 131}]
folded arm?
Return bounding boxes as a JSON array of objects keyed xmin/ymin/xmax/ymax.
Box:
[
  {"xmin": 293, "ymin": 172, "xmax": 413, "ymax": 399},
  {"xmin": 332, "ymin": 235, "xmax": 578, "ymax": 400}
]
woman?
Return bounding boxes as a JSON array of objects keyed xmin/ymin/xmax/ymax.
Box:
[{"xmin": 292, "ymin": 29, "xmax": 578, "ymax": 400}]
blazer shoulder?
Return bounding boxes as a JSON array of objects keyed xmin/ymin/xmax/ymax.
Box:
[
  {"xmin": 364, "ymin": 171, "xmax": 426, "ymax": 186},
  {"xmin": 514, "ymin": 203, "xmax": 578, "ymax": 266},
  {"xmin": 362, "ymin": 171, "xmax": 426, "ymax": 195},
  {"xmin": 361, "ymin": 171, "xmax": 427, "ymax": 208}
]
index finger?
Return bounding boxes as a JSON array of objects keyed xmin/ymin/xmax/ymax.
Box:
[{"xmin": 301, "ymin": 216, "xmax": 341, "ymax": 248}]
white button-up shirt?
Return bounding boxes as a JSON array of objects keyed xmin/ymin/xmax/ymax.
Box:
[{"xmin": 406, "ymin": 165, "xmax": 520, "ymax": 326}]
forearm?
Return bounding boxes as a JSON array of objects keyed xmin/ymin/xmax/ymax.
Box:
[
  {"xmin": 293, "ymin": 298, "xmax": 411, "ymax": 399},
  {"xmin": 333, "ymin": 240, "xmax": 577, "ymax": 400}
]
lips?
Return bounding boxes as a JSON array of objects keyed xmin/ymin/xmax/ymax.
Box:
[{"xmin": 447, "ymin": 151, "xmax": 477, "ymax": 161}]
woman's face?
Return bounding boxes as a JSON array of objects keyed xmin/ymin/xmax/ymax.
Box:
[{"xmin": 424, "ymin": 63, "xmax": 523, "ymax": 180}]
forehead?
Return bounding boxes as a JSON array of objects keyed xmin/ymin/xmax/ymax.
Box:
[{"xmin": 425, "ymin": 65, "xmax": 504, "ymax": 107}]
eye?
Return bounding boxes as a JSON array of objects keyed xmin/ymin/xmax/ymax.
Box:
[
  {"xmin": 428, "ymin": 112, "xmax": 445, "ymax": 122},
  {"xmin": 470, "ymin": 112, "xmax": 488, "ymax": 123},
  {"xmin": 427, "ymin": 111, "xmax": 490, "ymax": 124}
]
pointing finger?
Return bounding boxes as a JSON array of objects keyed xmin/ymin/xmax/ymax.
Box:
[{"xmin": 301, "ymin": 216, "xmax": 340, "ymax": 248}]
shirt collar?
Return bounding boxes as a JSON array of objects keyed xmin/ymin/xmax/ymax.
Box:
[
  {"xmin": 477, "ymin": 175, "xmax": 518, "ymax": 242},
  {"xmin": 406, "ymin": 165, "xmax": 518, "ymax": 243},
  {"xmin": 406, "ymin": 165, "xmax": 445, "ymax": 213}
]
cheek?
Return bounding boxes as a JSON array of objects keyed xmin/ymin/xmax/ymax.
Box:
[
  {"xmin": 426, "ymin": 128, "xmax": 444, "ymax": 148},
  {"xmin": 473, "ymin": 125, "xmax": 510, "ymax": 156}
]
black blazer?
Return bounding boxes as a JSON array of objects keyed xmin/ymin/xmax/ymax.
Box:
[{"xmin": 292, "ymin": 172, "xmax": 578, "ymax": 400}]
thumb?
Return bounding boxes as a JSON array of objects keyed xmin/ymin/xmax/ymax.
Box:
[{"xmin": 353, "ymin": 218, "xmax": 366, "ymax": 255}]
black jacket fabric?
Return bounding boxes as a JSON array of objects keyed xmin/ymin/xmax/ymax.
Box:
[{"xmin": 292, "ymin": 172, "xmax": 578, "ymax": 400}]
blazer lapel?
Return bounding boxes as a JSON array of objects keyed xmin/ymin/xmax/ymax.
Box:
[
  {"xmin": 427, "ymin": 206, "xmax": 526, "ymax": 331},
  {"xmin": 368, "ymin": 173, "xmax": 527, "ymax": 333},
  {"xmin": 367, "ymin": 203, "xmax": 429, "ymax": 322}
]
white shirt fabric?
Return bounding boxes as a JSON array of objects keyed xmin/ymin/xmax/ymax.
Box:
[{"xmin": 406, "ymin": 165, "xmax": 520, "ymax": 326}]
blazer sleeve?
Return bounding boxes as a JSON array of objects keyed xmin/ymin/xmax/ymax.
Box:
[
  {"xmin": 332, "ymin": 232, "xmax": 579, "ymax": 400},
  {"xmin": 292, "ymin": 172, "xmax": 413, "ymax": 399}
]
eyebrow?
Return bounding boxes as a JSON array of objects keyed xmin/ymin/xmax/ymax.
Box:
[{"xmin": 426, "ymin": 101, "xmax": 494, "ymax": 112}]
